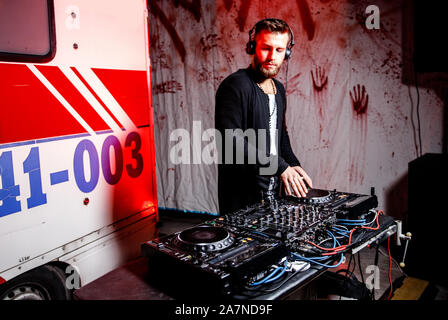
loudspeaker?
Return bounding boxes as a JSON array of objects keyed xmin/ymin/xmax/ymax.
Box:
[{"xmin": 406, "ymin": 153, "xmax": 448, "ymax": 285}]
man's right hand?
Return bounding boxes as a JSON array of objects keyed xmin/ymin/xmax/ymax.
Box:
[{"xmin": 280, "ymin": 166, "xmax": 312, "ymax": 197}]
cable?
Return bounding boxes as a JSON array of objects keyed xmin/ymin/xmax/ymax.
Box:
[
  {"xmin": 318, "ymin": 237, "xmax": 333, "ymax": 246},
  {"xmin": 331, "ymin": 226, "xmax": 351, "ymax": 233},
  {"xmin": 337, "ymin": 211, "xmax": 378, "ymax": 227},
  {"xmin": 357, "ymin": 252, "xmax": 365, "ymax": 285},
  {"xmin": 326, "ymin": 230, "xmax": 340, "ymax": 247},
  {"xmin": 291, "ymin": 252, "xmax": 344, "ymax": 268},
  {"xmin": 414, "ymin": 70, "xmax": 423, "ymax": 157},
  {"xmin": 387, "ymin": 236, "xmax": 393, "ymax": 300},
  {"xmin": 309, "ymin": 210, "xmax": 382, "ymax": 257},
  {"xmin": 249, "ymin": 260, "xmax": 288, "ymax": 286},
  {"xmin": 339, "ymin": 253, "xmax": 355, "ymax": 300},
  {"xmin": 243, "ymin": 263, "xmax": 309, "ymax": 295},
  {"xmin": 377, "ymin": 246, "xmax": 407, "ymax": 276},
  {"xmin": 362, "ymin": 212, "xmax": 380, "ymax": 226},
  {"xmin": 331, "ymin": 231, "xmax": 349, "ymax": 239},
  {"xmin": 371, "ymin": 243, "xmax": 380, "ymax": 300},
  {"xmin": 337, "ymin": 219, "xmax": 366, "ymax": 223},
  {"xmin": 264, "ymin": 264, "xmax": 288, "ymax": 284},
  {"xmin": 250, "ymin": 266, "xmax": 283, "ymax": 286}
]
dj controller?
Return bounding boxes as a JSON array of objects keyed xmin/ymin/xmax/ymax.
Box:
[{"xmin": 141, "ymin": 188, "xmax": 379, "ymax": 298}]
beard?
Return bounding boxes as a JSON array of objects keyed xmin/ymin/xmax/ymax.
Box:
[{"xmin": 253, "ymin": 56, "xmax": 281, "ymax": 79}]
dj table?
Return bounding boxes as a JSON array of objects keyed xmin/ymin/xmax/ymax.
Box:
[{"xmin": 74, "ymin": 189, "xmax": 397, "ymax": 300}]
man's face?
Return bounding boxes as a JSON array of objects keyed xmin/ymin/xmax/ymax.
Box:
[{"xmin": 252, "ymin": 30, "xmax": 290, "ymax": 78}]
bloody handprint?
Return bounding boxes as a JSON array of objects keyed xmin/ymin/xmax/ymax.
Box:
[
  {"xmin": 311, "ymin": 66, "xmax": 328, "ymax": 92},
  {"xmin": 350, "ymin": 84, "xmax": 369, "ymax": 115}
]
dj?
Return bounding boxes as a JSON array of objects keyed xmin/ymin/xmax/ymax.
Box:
[{"xmin": 215, "ymin": 18, "xmax": 313, "ymax": 215}]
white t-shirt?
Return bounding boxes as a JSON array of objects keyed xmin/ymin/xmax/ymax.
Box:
[{"xmin": 267, "ymin": 93, "xmax": 278, "ymax": 156}]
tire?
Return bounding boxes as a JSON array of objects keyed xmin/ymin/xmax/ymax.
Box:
[{"xmin": 0, "ymin": 265, "xmax": 72, "ymax": 300}]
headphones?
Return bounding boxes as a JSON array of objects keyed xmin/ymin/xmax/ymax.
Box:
[{"xmin": 245, "ymin": 18, "xmax": 295, "ymax": 59}]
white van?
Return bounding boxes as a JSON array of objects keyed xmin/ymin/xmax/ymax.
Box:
[{"xmin": 0, "ymin": 0, "xmax": 158, "ymax": 299}]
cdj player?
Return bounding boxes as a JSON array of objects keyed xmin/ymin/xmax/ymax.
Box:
[{"xmin": 142, "ymin": 224, "xmax": 288, "ymax": 298}]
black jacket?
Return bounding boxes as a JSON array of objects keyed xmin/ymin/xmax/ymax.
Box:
[{"xmin": 215, "ymin": 67, "xmax": 300, "ymax": 214}]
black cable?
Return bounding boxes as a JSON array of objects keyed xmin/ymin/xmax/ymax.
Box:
[
  {"xmin": 414, "ymin": 70, "xmax": 423, "ymax": 157},
  {"xmin": 351, "ymin": 253, "xmax": 357, "ymax": 276},
  {"xmin": 339, "ymin": 253, "xmax": 354, "ymax": 300},
  {"xmin": 371, "ymin": 243, "xmax": 380, "ymax": 300},
  {"xmin": 357, "ymin": 252, "xmax": 365, "ymax": 284}
]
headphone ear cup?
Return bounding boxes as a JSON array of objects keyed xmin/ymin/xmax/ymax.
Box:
[
  {"xmin": 285, "ymin": 47, "xmax": 291, "ymax": 59},
  {"xmin": 246, "ymin": 41, "xmax": 256, "ymax": 55}
]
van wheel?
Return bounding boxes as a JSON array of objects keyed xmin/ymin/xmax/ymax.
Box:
[{"xmin": 0, "ymin": 265, "xmax": 71, "ymax": 300}]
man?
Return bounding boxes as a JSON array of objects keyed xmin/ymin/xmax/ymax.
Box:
[{"xmin": 215, "ymin": 18, "xmax": 313, "ymax": 215}]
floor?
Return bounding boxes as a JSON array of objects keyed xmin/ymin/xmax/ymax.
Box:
[{"xmin": 156, "ymin": 210, "xmax": 448, "ymax": 300}]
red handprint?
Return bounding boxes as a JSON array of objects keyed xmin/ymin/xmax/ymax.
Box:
[
  {"xmin": 350, "ymin": 84, "xmax": 369, "ymax": 115},
  {"xmin": 311, "ymin": 66, "xmax": 328, "ymax": 92}
]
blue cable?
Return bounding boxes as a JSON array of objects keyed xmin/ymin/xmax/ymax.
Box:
[
  {"xmin": 331, "ymin": 226, "xmax": 351, "ymax": 234},
  {"xmin": 337, "ymin": 219, "xmax": 365, "ymax": 223},
  {"xmin": 249, "ymin": 260, "xmax": 288, "ymax": 286},
  {"xmin": 331, "ymin": 230, "xmax": 349, "ymax": 238},
  {"xmin": 337, "ymin": 222, "xmax": 366, "ymax": 226},
  {"xmin": 264, "ymin": 261, "xmax": 288, "ymax": 283},
  {"xmin": 250, "ymin": 267, "xmax": 283, "ymax": 286},
  {"xmin": 291, "ymin": 231, "xmax": 344, "ymax": 268},
  {"xmin": 327, "ymin": 230, "xmax": 340, "ymax": 247},
  {"xmin": 328, "ymin": 230, "xmax": 337, "ymax": 248},
  {"xmin": 304, "ymin": 255, "xmax": 333, "ymax": 261},
  {"xmin": 291, "ymin": 252, "xmax": 344, "ymax": 268}
]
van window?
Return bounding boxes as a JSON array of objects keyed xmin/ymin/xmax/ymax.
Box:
[{"xmin": 0, "ymin": 0, "xmax": 55, "ymax": 62}]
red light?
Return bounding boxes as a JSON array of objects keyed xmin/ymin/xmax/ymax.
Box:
[
  {"xmin": 143, "ymin": 201, "xmax": 153, "ymax": 209},
  {"xmin": 0, "ymin": 277, "xmax": 6, "ymax": 285}
]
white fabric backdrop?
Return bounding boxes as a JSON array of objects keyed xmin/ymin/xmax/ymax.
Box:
[{"xmin": 148, "ymin": 0, "xmax": 444, "ymax": 218}]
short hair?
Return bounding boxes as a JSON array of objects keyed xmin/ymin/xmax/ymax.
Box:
[{"xmin": 253, "ymin": 18, "xmax": 292, "ymax": 43}]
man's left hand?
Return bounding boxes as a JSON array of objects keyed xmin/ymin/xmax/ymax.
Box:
[{"xmin": 291, "ymin": 166, "xmax": 313, "ymax": 192}]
